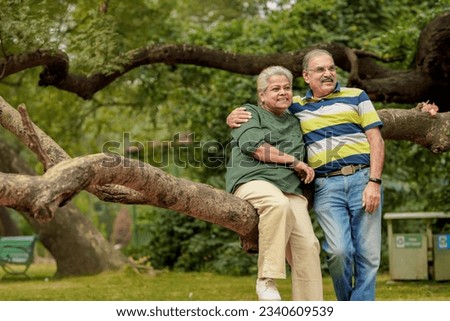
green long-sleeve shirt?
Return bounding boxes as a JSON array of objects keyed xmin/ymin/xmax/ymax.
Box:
[{"xmin": 225, "ymin": 103, "xmax": 306, "ymax": 195}]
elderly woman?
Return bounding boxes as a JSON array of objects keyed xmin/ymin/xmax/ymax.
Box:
[{"xmin": 226, "ymin": 66, "xmax": 323, "ymax": 301}]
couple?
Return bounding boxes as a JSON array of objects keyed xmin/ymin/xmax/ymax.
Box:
[{"xmin": 225, "ymin": 49, "xmax": 384, "ymax": 301}]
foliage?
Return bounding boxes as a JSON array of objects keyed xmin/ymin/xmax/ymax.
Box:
[
  {"xmin": 0, "ymin": 0, "xmax": 66, "ymax": 54},
  {"xmin": 124, "ymin": 206, "xmax": 257, "ymax": 276},
  {"xmin": 384, "ymin": 141, "xmax": 450, "ymax": 214}
]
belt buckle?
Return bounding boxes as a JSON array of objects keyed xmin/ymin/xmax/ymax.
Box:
[{"xmin": 340, "ymin": 165, "xmax": 355, "ymax": 176}]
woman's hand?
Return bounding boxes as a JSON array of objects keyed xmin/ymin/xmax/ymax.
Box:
[{"xmin": 292, "ymin": 161, "xmax": 315, "ymax": 184}]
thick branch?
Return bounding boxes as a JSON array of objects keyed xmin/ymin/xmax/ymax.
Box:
[
  {"xmin": 344, "ymin": 47, "xmax": 360, "ymax": 83},
  {"xmin": 378, "ymin": 108, "xmax": 450, "ymax": 153},
  {"xmin": 0, "ymin": 50, "xmax": 69, "ymax": 80},
  {"xmin": 0, "ymin": 154, "xmax": 258, "ymax": 236},
  {"xmin": 18, "ymin": 104, "xmax": 53, "ymax": 171},
  {"xmin": 0, "ymin": 96, "xmax": 151, "ymax": 203},
  {"xmin": 1, "ymin": 43, "xmax": 346, "ymax": 100},
  {"xmin": 0, "ymin": 12, "xmax": 448, "ymax": 109},
  {"xmin": 36, "ymin": 44, "xmax": 315, "ymax": 99},
  {"xmin": 0, "ymin": 96, "xmax": 70, "ymax": 165}
]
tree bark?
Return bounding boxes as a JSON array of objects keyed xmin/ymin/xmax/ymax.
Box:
[{"xmin": 379, "ymin": 108, "xmax": 450, "ymax": 153}]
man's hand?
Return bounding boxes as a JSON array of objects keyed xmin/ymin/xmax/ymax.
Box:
[
  {"xmin": 416, "ymin": 101, "xmax": 439, "ymax": 116},
  {"xmin": 362, "ymin": 183, "xmax": 381, "ymax": 213},
  {"xmin": 226, "ymin": 107, "xmax": 252, "ymax": 128}
]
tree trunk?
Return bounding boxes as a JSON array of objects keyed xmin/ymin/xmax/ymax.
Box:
[
  {"xmin": 36, "ymin": 203, "xmax": 127, "ymax": 277},
  {"xmin": 0, "ymin": 207, "xmax": 20, "ymax": 236}
]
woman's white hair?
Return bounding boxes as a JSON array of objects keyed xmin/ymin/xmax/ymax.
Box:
[{"xmin": 256, "ymin": 66, "xmax": 293, "ymax": 106}]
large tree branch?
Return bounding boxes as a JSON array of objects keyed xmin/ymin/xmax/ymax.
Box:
[
  {"xmin": 0, "ymin": 139, "xmax": 128, "ymax": 277},
  {"xmin": 0, "ymin": 42, "xmax": 415, "ymax": 101},
  {"xmin": 0, "ymin": 154, "xmax": 258, "ymax": 236},
  {"xmin": 0, "ymin": 96, "xmax": 150, "ymax": 203},
  {"xmin": 1, "ymin": 12, "xmax": 449, "ymax": 108},
  {"xmin": 379, "ymin": 108, "xmax": 450, "ymax": 153}
]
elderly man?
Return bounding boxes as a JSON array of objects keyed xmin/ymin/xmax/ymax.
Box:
[{"xmin": 291, "ymin": 49, "xmax": 384, "ymax": 301}]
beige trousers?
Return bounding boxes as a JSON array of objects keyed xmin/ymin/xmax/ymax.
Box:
[{"xmin": 234, "ymin": 180, "xmax": 323, "ymax": 301}]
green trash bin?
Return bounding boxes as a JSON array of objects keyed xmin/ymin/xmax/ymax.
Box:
[
  {"xmin": 384, "ymin": 212, "xmax": 450, "ymax": 281},
  {"xmin": 389, "ymin": 233, "xmax": 428, "ymax": 280},
  {"xmin": 433, "ymin": 234, "xmax": 450, "ymax": 281}
]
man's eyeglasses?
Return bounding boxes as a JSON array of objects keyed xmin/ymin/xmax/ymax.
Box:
[{"xmin": 308, "ymin": 65, "xmax": 337, "ymax": 74}]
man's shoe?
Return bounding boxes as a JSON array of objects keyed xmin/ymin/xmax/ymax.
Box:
[{"xmin": 256, "ymin": 278, "xmax": 281, "ymax": 301}]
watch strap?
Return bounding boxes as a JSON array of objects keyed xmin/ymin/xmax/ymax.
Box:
[{"xmin": 369, "ymin": 177, "xmax": 382, "ymax": 185}]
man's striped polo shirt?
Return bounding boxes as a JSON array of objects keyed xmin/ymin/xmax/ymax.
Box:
[{"xmin": 289, "ymin": 83, "xmax": 383, "ymax": 175}]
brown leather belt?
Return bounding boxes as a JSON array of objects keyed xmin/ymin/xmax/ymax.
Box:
[{"xmin": 317, "ymin": 164, "xmax": 369, "ymax": 178}]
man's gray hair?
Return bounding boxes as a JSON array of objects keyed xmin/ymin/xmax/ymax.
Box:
[{"xmin": 302, "ymin": 49, "xmax": 333, "ymax": 71}]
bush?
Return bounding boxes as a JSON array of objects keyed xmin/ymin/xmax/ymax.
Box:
[{"xmin": 124, "ymin": 207, "xmax": 257, "ymax": 276}]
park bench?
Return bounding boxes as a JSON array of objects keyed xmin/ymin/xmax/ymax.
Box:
[{"xmin": 0, "ymin": 235, "xmax": 38, "ymax": 279}]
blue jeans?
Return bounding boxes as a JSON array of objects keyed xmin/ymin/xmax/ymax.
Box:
[{"xmin": 313, "ymin": 168, "xmax": 382, "ymax": 301}]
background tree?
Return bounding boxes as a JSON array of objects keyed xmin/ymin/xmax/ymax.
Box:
[{"xmin": 0, "ymin": 0, "xmax": 449, "ymax": 276}]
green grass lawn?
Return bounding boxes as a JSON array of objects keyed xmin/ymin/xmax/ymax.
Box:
[{"xmin": 0, "ymin": 262, "xmax": 449, "ymax": 301}]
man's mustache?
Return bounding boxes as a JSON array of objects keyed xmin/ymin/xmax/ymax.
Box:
[{"xmin": 321, "ymin": 76, "xmax": 334, "ymax": 82}]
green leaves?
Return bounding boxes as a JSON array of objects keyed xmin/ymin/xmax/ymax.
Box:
[
  {"xmin": 384, "ymin": 140, "xmax": 450, "ymax": 213},
  {"xmin": 70, "ymin": 14, "xmax": 126, "ymax": 75},
  {"xmin": 0, "ymin": 0, "xmax": 65, "ymax": 55}
]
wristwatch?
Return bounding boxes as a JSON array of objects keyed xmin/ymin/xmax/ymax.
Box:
[{"xmin": 368, "ymin": 177, "xmax": 382, "ymax": 185}]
